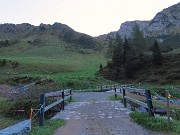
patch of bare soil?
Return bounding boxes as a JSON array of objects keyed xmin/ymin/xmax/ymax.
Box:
[{"xmin": 0, "ymin": 84, "xmax": 13, "ymax": 97}]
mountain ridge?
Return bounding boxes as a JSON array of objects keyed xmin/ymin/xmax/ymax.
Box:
[
  {"xmin": 98, "ymin": 2, "xmax": 180, "ymax": 46},
  {"xmin": 1, "ymin": 2, "xmax": 180, "ymax": 49},
  {"xmin": 0, "ymin": 22, "xmax": 99, "ymax": 49}
]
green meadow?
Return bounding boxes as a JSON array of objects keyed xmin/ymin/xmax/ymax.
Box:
[
  {"xmin": 0, "ymin": 41, "xmax": 109, "ymax": 89},
  {"xmin": 0, "ymin": 40, "xmax": 109, "ymax": 129}
]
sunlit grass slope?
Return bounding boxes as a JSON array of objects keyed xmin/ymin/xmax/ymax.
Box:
[{"xmin": 0, "ymin": 40, "xmax": 108, "ymax": 88}]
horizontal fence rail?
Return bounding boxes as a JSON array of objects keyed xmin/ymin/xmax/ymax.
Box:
[
  {"xmin": 123, "ymin": 87, "xmax": 145, "ymax": 96},
  {"xmin": 45, "ymin": 99, "xmax": 64, "ymax": 112},
  {"xmin": 124, "ymin": 96, "xmax": 148, "ymax": 108},
  {"xmin": 122, "ymin": 88, "xmax": 154, "ymax": 116},
  {"xmin": 100, "ymin": 84, "xmax": 135, "ymax": 92},
  {"xmin": 39, "ymin": 89, "xmax": 72, "ymax": 126},
  {"xmin": 108, "ymin": 84, "xmax": 154, "ymax": 117}
]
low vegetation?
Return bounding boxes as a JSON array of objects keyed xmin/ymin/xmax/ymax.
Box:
[
  {"xmin": 109, "ymin": 95, "xmax": 123, "ymax": 101},
  {"xmin": 0, "ymin": 40, "xmax": 108, "ymax": 89},
  {"xmin": 130, "ymin": 111, "xmax": 180, "ymax": 134},
  {"xmin": 0, "ymin": 114, "xmax": 22, "ymax": 130},
  {"xmin": 29, "ymin": 119, "xmax": 66, "ymax": 135}
]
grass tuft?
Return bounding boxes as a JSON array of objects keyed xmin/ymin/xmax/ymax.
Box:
[
  {"xmin": 130, "ymin": 111, "xmax": 180, "ymax": 134},
  {"xmin": 29, "ymin": 119, "xmax": 66, "ymax": 135},
  {"xmin": 109, "ymin": 95, "xmax": 123, "ymax": 101},
  {"xmin": 66, "ymin": 97, "xmax": 78, "ymax": 102}
]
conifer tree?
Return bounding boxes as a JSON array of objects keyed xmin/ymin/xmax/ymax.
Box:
[
  {"xmin": 112, "ymin": 33, "xmax": 123, "ymax": 67},
  {"xmin": 131, "ymin": 24, "xmax": 146, "ymax": 58},
  {"xmin": 123, "ymin": 38, "xmax": 128, "ymax": 64},
  {"xmin": 99, "ymin": 63, "xmax": 103, "ymax": 71},
  {"xmin": 152, "ymin": 40, "xmax": 163, "ymax": 65},
  {"xmin": 2, "ymin": 59, "xmax": 6, "ymax": 66}
]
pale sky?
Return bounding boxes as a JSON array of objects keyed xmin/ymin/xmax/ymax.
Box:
[{"xmin": 0, "ymin": 0, "xmax": 179, "ymax": 36}]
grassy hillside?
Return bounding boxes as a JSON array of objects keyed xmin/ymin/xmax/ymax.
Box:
[
  {"xmin": 0, "ymin": 40, "xmax": 108, "ymax": 89},
  {"xmin": 0, "ymin": 38, "xmax": 111, "ymax": 129}
]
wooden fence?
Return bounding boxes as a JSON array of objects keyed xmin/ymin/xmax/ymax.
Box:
[
  {"xmin": 122, "ymin": 88, "xmax": 154, "ymax": 116},
  {"xmin": 100, "ymin": 84, "xmax": 133, "ymax": 92},
  {"xmin": 104, "ymin": 84, "xmax": 155, "ymax": 117},
  {"xmin": 39, "ymin": 89, "xmax": 72, "ymax": 126}
]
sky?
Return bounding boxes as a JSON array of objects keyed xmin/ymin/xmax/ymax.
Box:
[{"xmin": 0, "ymin": 0, "xmax": 179, "ymax": 36}]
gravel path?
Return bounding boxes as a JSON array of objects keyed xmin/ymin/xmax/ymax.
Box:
[{"xmin": 52, "ymin": 92, "xmax": 167, "ymax": 135}]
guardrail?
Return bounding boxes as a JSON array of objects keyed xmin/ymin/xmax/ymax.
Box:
[{"xmin": 39, "ymin": 89, "xmax": 72, "ymax": 126}]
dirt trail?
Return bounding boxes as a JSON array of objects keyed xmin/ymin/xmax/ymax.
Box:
[{"xmin": 52, "ymin": 92, "xmax": 167, "ymax": 135}]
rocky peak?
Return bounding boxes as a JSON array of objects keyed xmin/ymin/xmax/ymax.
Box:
[
  {"xmin": 16, "ymin": 23, "xmax": 34, "ymax": 31},
  {"xmin": 117, "ymin": 2, "xmax": 180, "ymax": 39},
  {"xmin": 146, "ymin": 2, "xmax": 180, "ymax": 36},
  {"xmin": 0, "ymin": 23, "xmax": 17, "ymax": 36},
  {"xmin": 118, "ymin": 21, "xmax": 149, "ymax": 38},
  {"xmin": 52, "ymin": 22, "xmax": 72, "ymax": 30},
  {"xmin": 0, "ymin": 23, "xmax": 35, "ymax": 38}
]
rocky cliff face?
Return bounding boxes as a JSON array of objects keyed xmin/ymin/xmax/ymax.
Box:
[
  {"xmin": 117, "ymin": 2, "xmax": 180, "ymax": 40},
  {"xmin": 150, "ymin": 3, "xmax": 180, "ymax": 29},
  {"xmin": 146, "ymin": 2, "xmax": 180, "ymax": 37},
  {"xmin": 118, "ymin": 21, "xmax": 149, "ymax": 38}
]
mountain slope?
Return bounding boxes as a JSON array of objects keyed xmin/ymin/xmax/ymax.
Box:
[
  {"xmin": 98, "ymin": 2, "xmax": 180, "ymax": 48},
  {"xmin": 118, "ymin": 2, "xmax": 180, "ymax": 38},
  {"xmin": 0, "ymin": 22, "xmax": 99, "ymax": 50}
]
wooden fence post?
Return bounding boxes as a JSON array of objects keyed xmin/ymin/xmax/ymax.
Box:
[
  {"xmin": 39, "ymin": 94, "xmax": 45, "ymax": 126},
  {"xmin": 70, "ymin": 89, "xmax": 72, "ymax": 102},
  {"xmin": 30, "ymin": 108, "xmax": 33, "ymax": 127},
  {"xmin": 101, "ymin": 85, "xmax": 103, "ymax": 92},
  {"xmin": 114, "ymin": 88, "xmax": 117, "ymax": 98},
  {"xmin": 165, "ymin": 90, "xmax": 171, "ymax": 125},
  {"xmin": 145, "ymin": 90, "xmax": 154, "ymax": 117},
  {"xmin": 123, "ymin": 88, "xmax": 127, "ymax": 107},
  {"xmin": 62, "ymin": 90, "xmax": 65, "ymax": 110}
]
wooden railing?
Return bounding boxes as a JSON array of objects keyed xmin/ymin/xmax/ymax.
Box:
[
  {"xmin": 100, "ymin": 84, "xmax": 134, "ymax": 92},
  {"xmin": 39, "ymin": 89, "xmax": 72, "ymax": 126},
  {"xmin": 112, "ymin": 85, "xmax": 154, "ymax": 117}
]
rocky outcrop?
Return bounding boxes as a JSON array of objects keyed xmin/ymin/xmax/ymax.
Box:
[
  {"xmin": 120, "ymin": 2, "xmax": 180, "ymax": 39},
  {"xmin": 149, "ymin": 3, "xmax": 180, "ymax": 30},
  {"xmin": 118, "ymin": 21, "xmax": 149, "ymax": 38},
  {"xmin": 0, "ymin": 23, "xmax": 34, "ymax": 38},
  {"xmin": 97, "ymin": 31, "xmax": 117, "ymax": 40},
  {"xmin": 146, "ymin": 2, "xmax": 180, "ymax": 37},
  {"xmin": 99, "ymin": 2, "xmax": 180, "ymax": 42}
]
